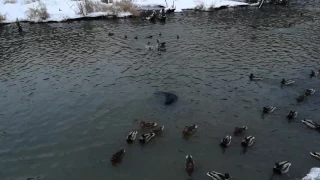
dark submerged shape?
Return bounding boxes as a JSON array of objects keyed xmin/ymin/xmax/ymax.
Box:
[
  {"xmin": 234, "ymin": 126, "xmax": 247, "ymax": 136},
  {"xmin": 110, "ymin": 149, "xmax": 125, "ymax": 164},
  {"xmin": 108, "ymin": 32, "xmax": 114, "ymax": 36},
  {"xmin": 154, "ymin": 91, "xmax": 178, "ymax": 105}
]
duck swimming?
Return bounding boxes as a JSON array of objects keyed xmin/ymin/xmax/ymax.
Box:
[
  {"xmin": 183, "ymin": 124, "xmax": 197, "ymax": 136},
  {"xmin": 310, "ymin": 70, "xmax": 319, "ymax": 78},
  {"xmin": 207, "ymin": 171, "xmax": 230, "ymax": 180},
  {"xmin": 140, "ymin": 121, "xmax": 157, "ymax": 128},
  {"xmin": 126, "ymin": 130, "xmax": 138, "ymax": 144},
  {"xmin": 220, "ymin": 135, "xmax": 232, "ymax": 147},
  {"xmin": 177, "ymin": 35, "xmax": 180, "ymax": 39},
  {"xmin": 301, "ymin": 119, "xmax": 320, "ymax": 129},
  {"xmin": 287, "ymin": 111, "xmax": 298, "ymax": 120},
  {"xmin": 139, "ymin": 132, "xmax": 155, "ymax": 143},
  {"xmin": 110, "ymin": 149, "xmax": 125, "ymax": 164},
  {"xmin": 310, "ymin": 152, "xmax": 320, "ymax": 160},
  {"xmin": 249, "ymin": 73, "xmax": 263, "ymax": 81},
  {"xmin": 185, "ymin": 155, "xmax": 195, "ymax": 176},
  {"xmin": 241, "ymin": 135, "xmax": 255, "ymax": 147},
  {"xmin": 305, "ymin": 88, "xmax": 315, "ymax": 96},
  {"xmin": 281, "ymin": 79, "xmax": 294, "ymax": 85},
  {"xmin": 108, "ymin": 32, "xmax": 114, "ymax": 36},
  {"xmin": 134, "ymin": 36, "xmax": 138, "ymax": 39},
  {"xmin": 234, "ymin": 126, "xmax": 247, "ymax": 136},
  {"xmin": 150, "ymin": 126, "xmax": 164, "ymax": 134},
  {"xmin": 124, "ymin": 35, "xmax": 127, "ymax": 39},
  {"xmin": 263, "ymin": 106, "xmax": 276, "ymax": 113},
  {"xmin": 273, "ymin": 161, "xmax": 291, "ymax": 174},
  {"xmin": 297, "ymin": 94, "xmax": 307, "ymax": 103}
]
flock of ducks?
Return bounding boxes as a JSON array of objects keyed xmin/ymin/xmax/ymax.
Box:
[{"xmin": 106, "ymin": 34, "xmax": 319, "ymax": 179}]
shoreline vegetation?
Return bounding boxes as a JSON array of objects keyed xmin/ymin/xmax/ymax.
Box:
[{"xmin": 0, "ymin": 0, "xmax": 261, "ymax": 24}]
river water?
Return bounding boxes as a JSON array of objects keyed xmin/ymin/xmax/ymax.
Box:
[{"xmin": 1, "ymin": 2, "xmax": 320, "ymax": 180}]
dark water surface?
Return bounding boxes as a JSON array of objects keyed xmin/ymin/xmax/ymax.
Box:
[{"xmin": 1, "ymin": 2, "xmax": 320, "ymax": 180}]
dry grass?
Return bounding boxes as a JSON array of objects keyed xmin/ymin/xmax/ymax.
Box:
[
  {"xmin": 27, "ymin": 2, "xmax": 50, "ymax": 20},
  {"xmin": 3, "ymin": 0, "xmax": 17, "ymax": 4},
  {"xmin": 115, "ymin": 0, "xmax": 140, "ymax": 16},
  {"xmin": 24, "ymin": 0, "xmax": 38, "ymax": 4},
  {"xmin": 0, "ymin": 14, "xmax": 6, "ymax": 23},
  {"xmin": 76, "ymin": 0, "xmax": 139, "ymax": 16}
]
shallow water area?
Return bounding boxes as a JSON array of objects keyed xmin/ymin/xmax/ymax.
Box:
[{"xmin": 1, "ymin": 2, "xmax": 320, "ymax": 180}]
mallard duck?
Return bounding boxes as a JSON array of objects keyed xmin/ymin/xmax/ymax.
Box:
[
  {"xmin": 297, "ymin": 94, "xmax": 307, "ymax": 103},
  {"xmin": 310, "ymin": 70, "xmax": 319, "ymax": 78},
  {"xmin": 220, "ymin": 135, "xmax": 232, "ymax": 147},
  {"xmin": 281, "ymin": 79, "xmax": 294, "ymax": 85},
  {"xmin": 287, "ymin": 111, "xmax": 298, "ymax": 120},
  {"xmin": 140, "ymin": 121, "xmax": 157, "ymax": 128},
  {"xmin": 185, "ymin": 155, "xmax": 195, "ymax": 176},
  {"xmin": 139, "ymin": 132, "xmax": 155, "ymax": 143},
  {"xmin": 183, "ymin": 124, "xmax": 197, "ymax": 136},
  {"xmin": 234, "ymin": 126, "xmax": 247, "ymax": 136},
  {"xmin": 207, "ymin": 171, "xmax": 230, "ymax": 180},
  {"xmin": 305, "ymin": 88, "xmax": 315, "ymax": 96},
  {"xmin": 158, "ymin": 42, "xmax": 166, "ymax": 47},
  {"xmin": 273, "ymin": 161, "xmax": 291, "ymax": 174},
  {"xmin": 108, "ymin": 32, "xmax": 114, "ymax": 36},
  {"xmin": 150, "ymin": 126, "xmax": 164, "ymax": 134},
  {"xmin": 263, "ymin": 106, "xmax": 276, "ymax": 113},
  {"xmin": 241, "ymin": 135, "xmax": 255, "ymax": 147},
  {"xmin": 126, "ymin": 130, "xmax": 138, "ymax": 144},
  {"xmin": 302, "ymin": 119, "xmax": 320, "ymax": 129},
  {"xmin": 249, "ymin": 73, "xmax": 263, "ymax": 81},
  {"xmin": 110, "ymin": 149, "xmax": 125, "ymax": 164},
  {"xmin": 310, "ymin": 152, "xmax": 320, "ymax": 160}
]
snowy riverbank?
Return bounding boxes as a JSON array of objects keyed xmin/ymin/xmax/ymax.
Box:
[{"xmin": 0, "ymin": 0, "xmax": 255, "ymax": 24}]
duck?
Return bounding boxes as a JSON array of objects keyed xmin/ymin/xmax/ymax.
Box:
[
  {"xmin": 310, "ymin": 152, "xmax": 320, "ymax": 160},
  {"xmin": 146, "ymin": 35, "xmax": 153, "ymax": 39},
  {"xmin": 234, "ymin": 126, "xmax": 247, "ymax": 136},
  {"xmin": 150, "ymin": 126, "xmax": 164, "ymax": 134},
  {"xmin": 159, "ymin": 32, "xmax": 162, "ymax": 36},
  {"xmin": 296, "ymin": 94, "xmax": 307, "ymax": 103},
  {"xmin": 220, "ymin": 135, "xmax": 232, "ymax": 147},
  {"xmin": 305, "ymin": 88, "xmax": 315, "ymax": 96},
  {"xmin": 310, "ymin": 70, "xmax": 319, "ymax": 78},
  {"xmin": 207, "ymin": 171, "xmax": 230, "ymax": 180},
  {"xmin": 273, "ymin": 161, "xmax": 291, "ymax": 174},
  {"xmin": 140, "ymin": 121, "xmax": 157, "ymax": 128},
  {"xmin": 177, "ymin": 35, "xmax": 180, "ymax": 39},
  {"xmin": 124, "ymin": 35, "xmax": 127, "ymax": 39},
  {"xmin": 126, "ymin": 130, "xmax": 138, "ymax": 144},
  {"xmin": 241, "ymin": 135, "xmax": 255, "ymax": 147},
  {"xmin": 301, "ymin": 119, "xmax": 320, "ymax": 129},
  {"xmin": 139, "ymin": 132, "xmax": 155, "ymax": 143},
  {"xmin": 134, "ymin": 36, "xmax": 138, "ymax": 40},
  {"xmin": 108, "ymin": 32, "xmax": 114, "ymax": 36},
  {"xmin": 249, "ymin": 73, "xmax": 263, "ymax": 81},
  {"xmin": 281, "ymin": 79, "xmax": 294, "ymax": 85},
  {"xmin": 287, "ymin": 111, "xmax": 298, "ymax": 120},
  {"xmin": 110, "ymin": 149, "xmax": 125, "ymax": 164},
  {"xmin": 185, "ymin": 155, "xmax": 195, "ymax": 176},
  {"xmin": 263, "ymin": 106, "xmax": 276, "ymax": 114},
  {"xmin": 183, "ymin": 124, "xmax": 197, "ymax": 136}
]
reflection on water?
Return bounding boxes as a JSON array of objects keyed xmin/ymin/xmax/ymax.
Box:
[{"xmin": 1, "ymin": 2, "xmax": 320, "ymax": 180}]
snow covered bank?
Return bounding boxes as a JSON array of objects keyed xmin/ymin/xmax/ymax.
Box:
[
  {"xmin": 0, "ymin": 0, "xmax": 256, "ymax": 24},
  {"xmin": 302, "ymin": 168, "xmax": 320, "ymax": 180},
  {"xmin": 0, "ymin": 0, "xmax": 133, "ymax": 23},
  {"xmin": 134, "ymin": 0, "xmax": 250, "ymax": 12}
]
